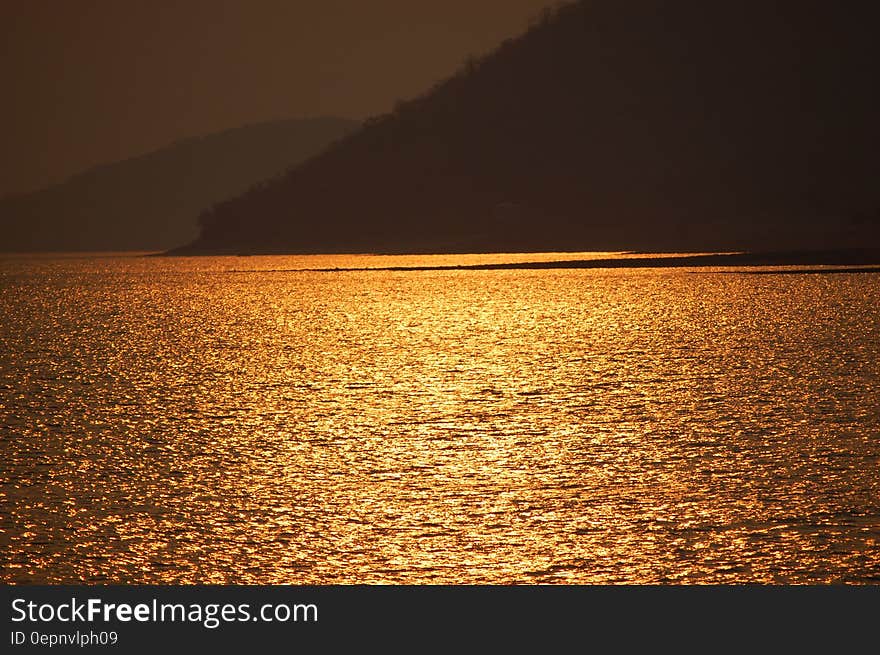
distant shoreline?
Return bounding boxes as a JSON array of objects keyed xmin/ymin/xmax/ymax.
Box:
[{"xmin": 218, "ymin": 248, "xmax": 880, "ymax": 273}]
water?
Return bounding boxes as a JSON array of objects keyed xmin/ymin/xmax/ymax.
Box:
[{"xmin": 2, "ymin": 253, "xmax": 879, "ymax": 584}]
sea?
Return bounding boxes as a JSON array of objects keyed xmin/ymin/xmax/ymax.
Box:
[{"xmin": 1, "ymin": 252, "xmax": 879, "ymax": 584}]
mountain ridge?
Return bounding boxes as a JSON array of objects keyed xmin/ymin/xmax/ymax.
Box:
[
  {"xmin": 175, "ymin": 1, "xmax": 880, "ymax": 255},
  {"xmin": 1, "ymin": 117, "xmax": 356, "ymax": 252}
]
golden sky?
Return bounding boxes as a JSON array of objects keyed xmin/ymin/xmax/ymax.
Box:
[{"xmin": 0, "ymin": 0, "xmax": 560, "ymax": 196}]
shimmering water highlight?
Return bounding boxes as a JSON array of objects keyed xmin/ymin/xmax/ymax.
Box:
[{"xmin": 2, "ymin": 254, "xmax": 879, "ymax": 583}]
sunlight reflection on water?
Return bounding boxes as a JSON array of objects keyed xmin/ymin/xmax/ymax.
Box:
[{"xmin": 1, "ymin": 254, "xmax": 879, "ymax": 583}]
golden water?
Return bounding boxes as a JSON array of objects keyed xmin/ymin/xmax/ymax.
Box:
[{"xmin": 2, "ymin": 254, "xmax": 879, "ymax": 583}]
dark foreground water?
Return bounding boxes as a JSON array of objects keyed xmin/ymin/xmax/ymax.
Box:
[{"xmin": 1, "ymin": 253, "xmax": 879, "ymax": 583}]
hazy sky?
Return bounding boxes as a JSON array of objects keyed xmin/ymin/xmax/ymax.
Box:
[{"xmin": 0, "ymin": 0, "xmax": 560, "ymax": 196}]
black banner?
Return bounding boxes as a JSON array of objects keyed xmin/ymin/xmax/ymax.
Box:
[{"xmin": 1, "ymin": 585, "xmax": 877, "ymax": 651}]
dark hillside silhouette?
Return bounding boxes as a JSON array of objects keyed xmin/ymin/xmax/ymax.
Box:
[
  {"xmin": 1, "ymin": 118, "xmax": 355, "ymax": 252},
  {"xmin": 178, "ymin": 1, "xmax": 880, "ymax": 255}
]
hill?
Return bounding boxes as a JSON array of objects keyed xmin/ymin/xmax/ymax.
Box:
[
  {"xmin": 0, "ymin": 117, "xmax": 355, "ymax": 252},
  {"xmin": 177, "ymin": 1, "xmax": 880, "ymax": 255}
]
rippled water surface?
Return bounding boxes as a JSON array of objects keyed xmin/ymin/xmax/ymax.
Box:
[{"xmin": 2, "ymin": 253, "xmax": 879, "ymax": 583}]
